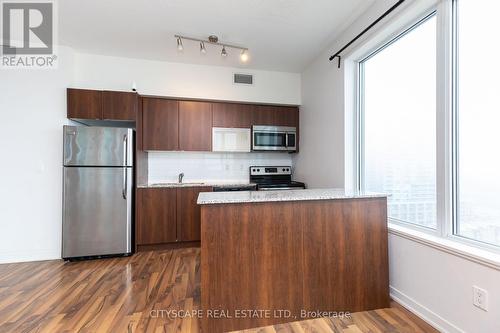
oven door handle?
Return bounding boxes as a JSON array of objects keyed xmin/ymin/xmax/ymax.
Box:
[{"xmin": 258, "ymin": 187, "xmax": 299, "ymax": 191}]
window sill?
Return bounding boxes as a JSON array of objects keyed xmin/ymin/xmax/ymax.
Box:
[{"xmin": 388, "ymin": 223, "xmax": 500, "ymax": 271}]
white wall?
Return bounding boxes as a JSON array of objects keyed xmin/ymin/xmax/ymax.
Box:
[
  {"xmin": 292, "ymin": 51, "xmax": 345, "ymax": 188},
  {"xmin": 148, "ymin": 152, "xmax": 292, "ymax": 184},
  {"xmin": 295, "ymin": 0, "xmax": 500, "ymax": 332},
  {"xmin": 73, "ymin": 53, "xmax": 301, "ymax": 105},
  {"xmin": 0, "ymin": 47, "xmax": 75, "ymax": 264},
  {"xmin": 389, "ymin": 234, "xmax": 500, "ymax": 332}
]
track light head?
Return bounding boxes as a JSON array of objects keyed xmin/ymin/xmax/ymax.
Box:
[
  {"xmin": 221, "ymin": 45, "xmax": 227, "ymax": 57},
  {"xmin": 240, "ymin": 49, "xmax": 248, "ymax": 63},
  {"xmin": 176, "ymin": 37, "xmax": 183, "ymax": 52},
  {"xmin": 200, "ymin": 41, "xmax": 206, "ymax": 54}
]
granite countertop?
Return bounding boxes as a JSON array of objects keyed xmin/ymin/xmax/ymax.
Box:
[
  {"xmin": 137, "ymin": 181, "xmax": 257, "ymax": 189},
  {"xmin": 197, "ymin": 188, "xmax": 388, "ymax": 205}
]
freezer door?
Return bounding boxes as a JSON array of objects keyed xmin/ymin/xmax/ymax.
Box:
[
  {"xmin": 62, "ymin": 167, "xmax": 133, "ymax": 258},
  {"xmin": 63, "ymin": 126, "xmax": 133, "ymax": 167}
]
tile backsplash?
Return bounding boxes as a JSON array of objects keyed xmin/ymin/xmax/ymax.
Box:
[{"xmin": 148, "ymin": 152, "xmax": 293, "ymax": 184}]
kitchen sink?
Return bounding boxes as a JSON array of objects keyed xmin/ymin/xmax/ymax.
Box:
[{"xmin": 149, "ymin": 182, "xmax": 205, "ymax": 187}]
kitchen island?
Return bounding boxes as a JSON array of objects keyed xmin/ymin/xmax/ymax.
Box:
[{"xmin": 198, "ymin": 189, "xmax": 389, "ymax": 333}]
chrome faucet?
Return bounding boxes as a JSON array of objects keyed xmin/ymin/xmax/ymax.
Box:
[{"xmin": 178, "ymin": 172, "xmax": 184, "ymax": 183}]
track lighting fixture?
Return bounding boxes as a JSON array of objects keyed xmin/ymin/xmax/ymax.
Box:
[
  {"xmin": 240, "ymin": 49, "xmax": 248, "ymax": 63},
  {"xmin": 174, "ymin": 34, "xmax": 248, "ymax": 62},
  {"xmin": 176, "ymin": 37, "xmax": 183, "ymax": 52}
]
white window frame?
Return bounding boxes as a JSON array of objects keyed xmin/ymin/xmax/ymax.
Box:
[
  {"xmin": 344, "ymin": 0, "xmax": 500, "ymax": 267},
  {"xmin": 357, "ymin": 10, "xmax": 439, "ymax": 233}
]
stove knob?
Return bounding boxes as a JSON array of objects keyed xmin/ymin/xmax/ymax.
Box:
[
  {"xmin": 287, "ymin": 168, "xmax": 290, "ymax": 171},
  {"xmin": 282, "ymin": 168, "xmax": 286, "ymax": 171}
]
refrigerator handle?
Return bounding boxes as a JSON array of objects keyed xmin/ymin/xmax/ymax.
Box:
[
  {"xmin": 122, "ymin": 168, "xmax": 127, "ymax": 200},
  {"xmin": 122, "ymin": 134, "xmax": 128, "ymax": 200},
  {"xmin": 123, "ymin": 134, "xmax": 128, "ymax": 167}
]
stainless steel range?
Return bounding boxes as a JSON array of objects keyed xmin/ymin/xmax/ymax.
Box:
[{"xmin": 250, "ymin": 166, "xmax": 306, "ymax": 191}]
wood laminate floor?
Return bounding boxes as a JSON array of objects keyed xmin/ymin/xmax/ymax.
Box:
[
  {"xmin": 230, "ymin": 301, "xmax": 439, "ymax": 333},
  {"xmin": 0, "ymin": 248, "xmax": 438, "ymax": 333}
]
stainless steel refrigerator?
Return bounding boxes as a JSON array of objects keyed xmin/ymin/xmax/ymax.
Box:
[{"xmin": 62, "ymin": 126, "xmax": 133, "ymax": 260}]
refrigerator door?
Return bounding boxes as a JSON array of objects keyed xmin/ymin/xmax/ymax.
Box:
[
  {"xmin": 63, "ymin": 126, "xmax": 133, "ymax": 167},
  {"xmin": 62, "ymin": 166, "xmax": 133, "ymax": 258}
]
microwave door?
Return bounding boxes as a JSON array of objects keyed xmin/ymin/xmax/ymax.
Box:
[{"xmin": 253, "ymin": 132, "xmax": 288, "ymax": 151}]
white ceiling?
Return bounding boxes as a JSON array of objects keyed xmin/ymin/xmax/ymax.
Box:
[{"xmin": 58, "ymin": 0, "xmax": 374, "ymax": 73}]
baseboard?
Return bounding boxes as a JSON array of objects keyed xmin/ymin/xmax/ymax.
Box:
[
  {"xmin": 0, "ymin": 249, "xmax": 61, "ymax": 264},
  {"xmin": 137, "ymin": 241, "xmax": 200, "ymax": 252},
  {"xmin": 390, "ymin": 286, "xmax": 465, "ymax": 333}
]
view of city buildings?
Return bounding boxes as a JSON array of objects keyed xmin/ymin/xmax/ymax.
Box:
[
  {"xmin": 365, "ymin": 159, "xmax": 436, "ymax": 229},
  {"xmin": 362, "ymin": 11, "xmax": 500, "ymax": 247},
  {"xmin": 365, "ymin": 157, "xmax": 500, "ymax": 246}
]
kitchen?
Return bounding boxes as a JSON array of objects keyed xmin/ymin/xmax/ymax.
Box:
[
  {"xmin": 1, "ymin": 1, "xmax": 500, "ymax": 333},
  {"xmin": 63, "ymin": 91, "xmax": 304, "ymax": 254}
]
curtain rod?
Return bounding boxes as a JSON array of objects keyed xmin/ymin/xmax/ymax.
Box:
[{"xmin": 328, "ymin": 0, "xmax": 406, "ymax": 68}]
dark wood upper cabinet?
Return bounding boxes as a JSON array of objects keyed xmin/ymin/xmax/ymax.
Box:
[
  {"xmin": 212, "ymin": 102, "xmax": 253, "ymax": 128},
  {"xmin": 67, "ymin": 88, "xmax": 102, "ymax": 120},
  {"xmin": 67, "ymin": 88, "xmax": 138, "ymax": 122},
  {"xmin": 142, "ymin": 98, "xmax": 179, "ymax": 151},
  {"xmin": 137, "ymin": 188, "xmax": 177, "ymax": 245},
  {"xmin": 252, "ymin": 105, "xmax": 299, "ymax": 127},
  {"xmin": 102, "ymin": 91, "xmax": 137, "ymax": 121},
  {"xmin": 136, "ymin": 97, "xmax": 144, "ymax": 151},
  {"xmin": 177, "ymin": 186, "xmax": 212, "ymax": 242},
  {"xmin": 280, "ymin": 106, "xmax": 299, "ymax": 127},
  {"xmin": 252, "ymin": 105, "xmax": 272, "ymax": 126},
  {"xmin": 179, "ymin": 101, "xmax": 212, "ymax": 151}
]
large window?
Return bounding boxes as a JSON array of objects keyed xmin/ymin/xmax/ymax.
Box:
[
  {"xmin": 455, "ymin": 0, "xmax": 500, "ymax": 246},
  {"xmin": 360, "ymin": 14, "xmax": 437, "ymax": 229},
  {"xmin": 356, "ymin": 0, "xmax": 500, "ymax": 250}
]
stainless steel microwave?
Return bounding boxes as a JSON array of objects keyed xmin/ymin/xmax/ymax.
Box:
[{"xmin": 252, "ymin": 125, "xmax": 297, "ymax": 152}]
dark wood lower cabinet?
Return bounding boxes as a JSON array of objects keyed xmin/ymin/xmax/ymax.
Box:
[
  {"xmin": 137, "ymin": 188, "xmax": 177, "ymax": 245},
  {"xmin": 136, "ymin": 186, "xmax": 212, "ymax": 247},
  {"xmin": 177, "ymin": 186, "xmax": 213, "ymax": 242}
]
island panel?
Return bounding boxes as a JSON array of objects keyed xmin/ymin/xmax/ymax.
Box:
[{"xmin": 200, "ymin": 197, "xmax": 389, "ymax": 332}]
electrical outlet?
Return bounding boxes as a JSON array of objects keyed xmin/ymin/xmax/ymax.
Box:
[{"xmin": 473, "ymin": 286, "xmax": 488, "ymax": 311}]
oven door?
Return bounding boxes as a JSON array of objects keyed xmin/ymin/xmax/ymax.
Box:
[{"xmin": 253, "ymin": 130, "xmax": 288, "ymax": 151}]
